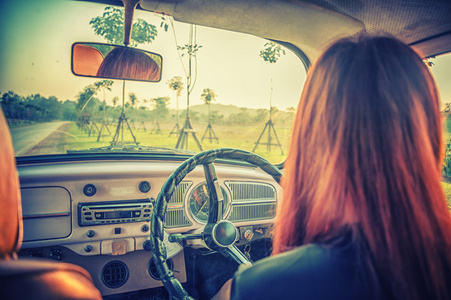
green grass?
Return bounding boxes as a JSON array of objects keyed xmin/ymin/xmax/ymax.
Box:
[
  {"xmin": 63, "ymin": 121, "xmax": 291, "ymax": 164},
  {"xmin": 441, "ymin": 182, "xmax": 451, "ymax": 209}
]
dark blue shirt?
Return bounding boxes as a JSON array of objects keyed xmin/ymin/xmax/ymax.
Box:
[{"xmin": 231, "ymin": 242, "xmax": 373, "ymax": 300}]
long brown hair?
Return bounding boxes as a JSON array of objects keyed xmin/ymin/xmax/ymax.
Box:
[{"xmin": 273, "ymin": 37, "xmax": 451, "ymax": 300}]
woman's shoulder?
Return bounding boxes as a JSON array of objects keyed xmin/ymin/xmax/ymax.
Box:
[{"xmin": 231, "ymin": 243, "xmax": 369, "ymax": 300}]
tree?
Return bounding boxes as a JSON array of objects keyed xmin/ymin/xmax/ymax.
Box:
[
  {"xmin": 150, "ymin": 97, "xmax": 170, "ymax": 120},
  {"xmin": 200, "ymin": 88, "xmax": 217, "ymax": 105},
  {"xmin": 167, "ymin": 76, "xmax": 184, "ymax": 119},
  {"xmin": 255, "ymin": 108, "xmax": 268, "ymax": 122},
  {"xmin": 129, "ymin": 93, "xmax": 138, "ymax": 107},
  {"xmin": 112, "ymin": 96, "xmax": 119, "ymax": 107},
  {"xmin": 228, "ymin": 108, "xmax": 251, "ymax": 125},
  {"xmin": 260, "ymin": 42, "xmax": 286, "ymax": 63},
  {"xmin": 201, "ymin": 88, "xmax": 217, "ymax": 123},
  {"xmin": 286, "ymin": 106, "xmax": 296, "ymax": 119},
  {"xmin": 94, "ymin": 80, "xmax": 113, "ymax": 93},
  {"xmin": 76, "ymin": 86, "xmax": 98, "ymax": 113},
  {"xmin": 90, "ymin": 6, "xmax": 158, "ymax": 47},
  {"xmin": 77, "ymin": 80, "xmax": 113, "ymax": 112},
  {"xmin": 167, "ymin": 76, "xmax": 184, "ymax": 134}
]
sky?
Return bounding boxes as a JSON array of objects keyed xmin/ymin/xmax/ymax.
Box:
[
  {"xmin": 0, "ymin": 0, "xmax": 450, "ymax": 111},
  {"xmin": 0, "ymin": 0, "xmax": 305, "ymax": 111}
]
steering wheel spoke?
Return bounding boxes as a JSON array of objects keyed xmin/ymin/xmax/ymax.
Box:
[
  {"xmin": 203, "ymin": 162, "xmax": 223, "ymax": 223},
  {"xmin": 168, "ymin": 233, "xmax": 204, "ymax": 243},
  {"xmin": 220, "ymin": 244, "xmax": 252, "ymax": 266}
]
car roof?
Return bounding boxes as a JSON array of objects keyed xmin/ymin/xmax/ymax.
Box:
[
  {"xmin": 81, "ymin": 0, "xmax": 451, "ymax": 63},
  {"xmin": 139, "ymin": 0, "xmax": 451, "ymax": 62}
]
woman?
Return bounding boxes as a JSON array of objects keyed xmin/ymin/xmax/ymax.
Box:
[{"xmin": 216, "ymin": 37, "xmax": 451, "ymax": 300}]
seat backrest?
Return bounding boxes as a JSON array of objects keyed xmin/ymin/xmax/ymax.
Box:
[
  {"xmin": 0, "ymin": 108, "xmax": 102, "ymax": 299},
  {"xmin": 0, "ymin": 259, "xmax": 102, "ymax": 299},
  {"xmin": 72, "ymin": 44, "xmax": 104, "ymax": 76},
  {"xmin": 0, "ymin": 108, "xmax": 22, "ymax": 260}
]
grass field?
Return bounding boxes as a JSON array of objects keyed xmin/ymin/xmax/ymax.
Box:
[
  {"xmin": 56, "ymin": 121, "xmax": 292, "ymax": 164},
  {"xmin": 441, "ymin": 182, "xmax": 451, "ymax": 209}
]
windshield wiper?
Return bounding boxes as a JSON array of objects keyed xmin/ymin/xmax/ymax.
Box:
[{"xmin": 67, "ymin": 145, "xmax": 196, "ymax": 155}]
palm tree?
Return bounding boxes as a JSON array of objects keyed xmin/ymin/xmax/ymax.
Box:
[
  {"xmin": 200, "ymin": 88, "xmax": 217, "ymax": 122},
  {"xmin": 129, "ymin": 93, "xmax": 138, "ymax": 108},
  {"xmin": 167, "ymin": 76, "xmax": 184, "ymax": 135},
  {"xmin": 200, "ymin": 88, "xmax": 219, "ymax": 143},
  {"xmin": 112, "ymin": 96, "xmax": 118, "ymax": 107}
]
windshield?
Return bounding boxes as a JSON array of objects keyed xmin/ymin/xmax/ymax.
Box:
[{"xmin": 0, "ymin": 1, "xmax": 306, "ymax": 164}]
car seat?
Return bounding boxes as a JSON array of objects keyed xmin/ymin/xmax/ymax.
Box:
[{"xmin": 0, "ymin": 108, "xmax": 102, "ymax": 299}]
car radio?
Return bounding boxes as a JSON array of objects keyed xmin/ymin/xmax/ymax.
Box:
[{"xmin": 78, "ymin": 199, "xmax": 153, "ymax": 226}]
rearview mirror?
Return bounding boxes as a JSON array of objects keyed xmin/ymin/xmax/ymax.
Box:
[{"xmin": 71, "ymin": 43, "xmax": 162, "ymax": 82}]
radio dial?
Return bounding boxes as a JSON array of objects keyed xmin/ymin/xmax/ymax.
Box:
[{"xmin": 143, "ymin": 240, "xmax": 152, "ymax": 252}]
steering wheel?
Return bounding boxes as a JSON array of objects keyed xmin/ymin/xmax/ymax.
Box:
[{"xmin": 150, "ymin": 148, "xmax": 282, "ymax": 299}]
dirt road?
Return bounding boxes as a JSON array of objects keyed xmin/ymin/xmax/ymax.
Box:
[{"xmin": 10, "ymin": 122, "xmax": 69, "ymax": 155}]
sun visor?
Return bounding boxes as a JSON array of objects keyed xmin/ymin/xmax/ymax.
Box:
[
  {"xmin": 141, "ymin": 0, "xmax": 364, "ymax": 62},
  {"xmin": 411, "ymin": 31, "xmax": 451, "ymax": 58}
]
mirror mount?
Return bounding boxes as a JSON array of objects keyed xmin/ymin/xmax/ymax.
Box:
[{"xmin": 122, "ymin": 0, "xmax": 140, "ymax": 46}]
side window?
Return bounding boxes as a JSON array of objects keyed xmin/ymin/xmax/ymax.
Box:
[{"xmin": 430, "ymin": 53, "xmax": 451, "ymax": 207}]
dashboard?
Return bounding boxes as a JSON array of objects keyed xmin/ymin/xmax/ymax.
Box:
[{"xmin": 16, "ymin": 157, "xmax": 280, "ymax": 296}]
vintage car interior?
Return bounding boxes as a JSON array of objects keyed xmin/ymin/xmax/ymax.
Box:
[{"xmin": 1, "ymin": 0, "xmax": 451, "ymax": 299}]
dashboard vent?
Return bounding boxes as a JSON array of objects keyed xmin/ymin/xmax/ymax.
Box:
[
  {"xmin": 101, "ymin": 261, "xmax": 129, "ymax": 289},
  {"xmin": 225, "ymin": 182, "xmax": 277, "ymax": 222},
  {"xmin": 168, "ymin": 181, "xmax": 192, "ymax": 205},
  {"xmin": 165, "ymin": 209, "xmax": 192, "ymax": 228},
  {"xmin": 228, "ymin": 203, "xmax": 276, "ymax": 222},
  {"xmin": 225, "ymin": 182, "xmax": 276, "ymax": 202},
  {"xmin": 147, "ymin": 258, "xmax": 174, "ymax": 280}
]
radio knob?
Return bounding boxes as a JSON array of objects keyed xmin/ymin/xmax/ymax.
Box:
[
  {"xmin": 141, "ymin": 224, "xmax": 149, "ymax": 233},
  {"xmin": 139, "ymin": 181, "xmax": 151, "ymax": 193},
  {"xmin": 143, "ymin": 240, "xmax": 152, "ymax": 252},
  {"xmin": 86, "ymin": 230, "xmax": 95, "ymax": 238},
  {"xmin": 83, "ymin": 184, "xmax": 97, "ymax": 197},
  {"xmin": 84, "ymin": 245, "xmax": 93, "ymax": 253}
]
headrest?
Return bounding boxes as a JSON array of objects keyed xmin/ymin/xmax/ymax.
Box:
[
  {"xmin": 72, "ymin": 44, "xmax": 104, "ymax": 76},
  {"xmin": 0, "ymin": 108, "xmax": 22, "ymax": 259}
]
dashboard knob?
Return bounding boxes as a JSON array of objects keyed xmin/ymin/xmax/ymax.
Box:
[
  {"xmin": 244, "ymin": 230, "xmax": 254, "ymax": 241},
  {"xmin": 86, "ymin": 230, "xmax": 95, "ymax": 238},
  {"xmin": 141, "ymin": 224, "xmax": 149, "ymax": 233},
  {"xmin": 83, "ymin": 184, "xmax": 97, "ymax": 197},
  {"xmin": 84, "ymin": 245, "xmax": 93, "ymax": 253},
  {"xmin": 143, "ymin": 240, "xmax": 152, "ymax": 252}
]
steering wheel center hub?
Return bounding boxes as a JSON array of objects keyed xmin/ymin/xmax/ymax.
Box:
[{"xmin": 213, "ymin": 220, "xmax": 237, "ymax": 247}]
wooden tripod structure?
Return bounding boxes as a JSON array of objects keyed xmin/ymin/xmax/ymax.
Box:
[
  {"xmin": 202, "ymin": 124, "xmax": 218, "ymax": 143},
  {"xmin": 169, "ymin": 122, "xmax": 180, "ymax": 136},
  {"xmin": 88, "ymin": 119, "xmax": 100, "ymax": 137},
  {"xmin": 201, "ymin": 103, "xmax": 218, "ymax": 143},
  {"xmin": 253, "ymin": 80, "xmax": 283, "ymax": 154},
  {"xmin": 110, "ymin": 81, "xmax": 139, "ymax": 146},
  {"xmin": 97, "ymin": 96, "xmax": 112, "ymax": 141},
  {"xmin": 150, "ymin": 122, "xmax": 162, "ymax": 134},
  {"xmin": 97, "ymin": 120, "xmax": 112, "ymax": 141},
  {"xmin": 176, "ymin": 117, "xmax": 203, "ymax": 150},
  {"xmin": 137, "ymin": 121, "xmax": 147, "ymax": 132}
]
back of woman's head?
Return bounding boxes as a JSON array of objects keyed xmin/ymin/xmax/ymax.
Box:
[
  {"xmin": 273, "ymin": 36, "xmax": 451, "ymax": 300},
  {"xmin": 97, "ymin": 47, "xmax": 160, "ymax": 81}
]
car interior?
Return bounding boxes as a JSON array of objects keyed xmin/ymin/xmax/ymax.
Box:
[{"xmin": 1, "ymin": 0, "xmax": 450, "ymax": 299}]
